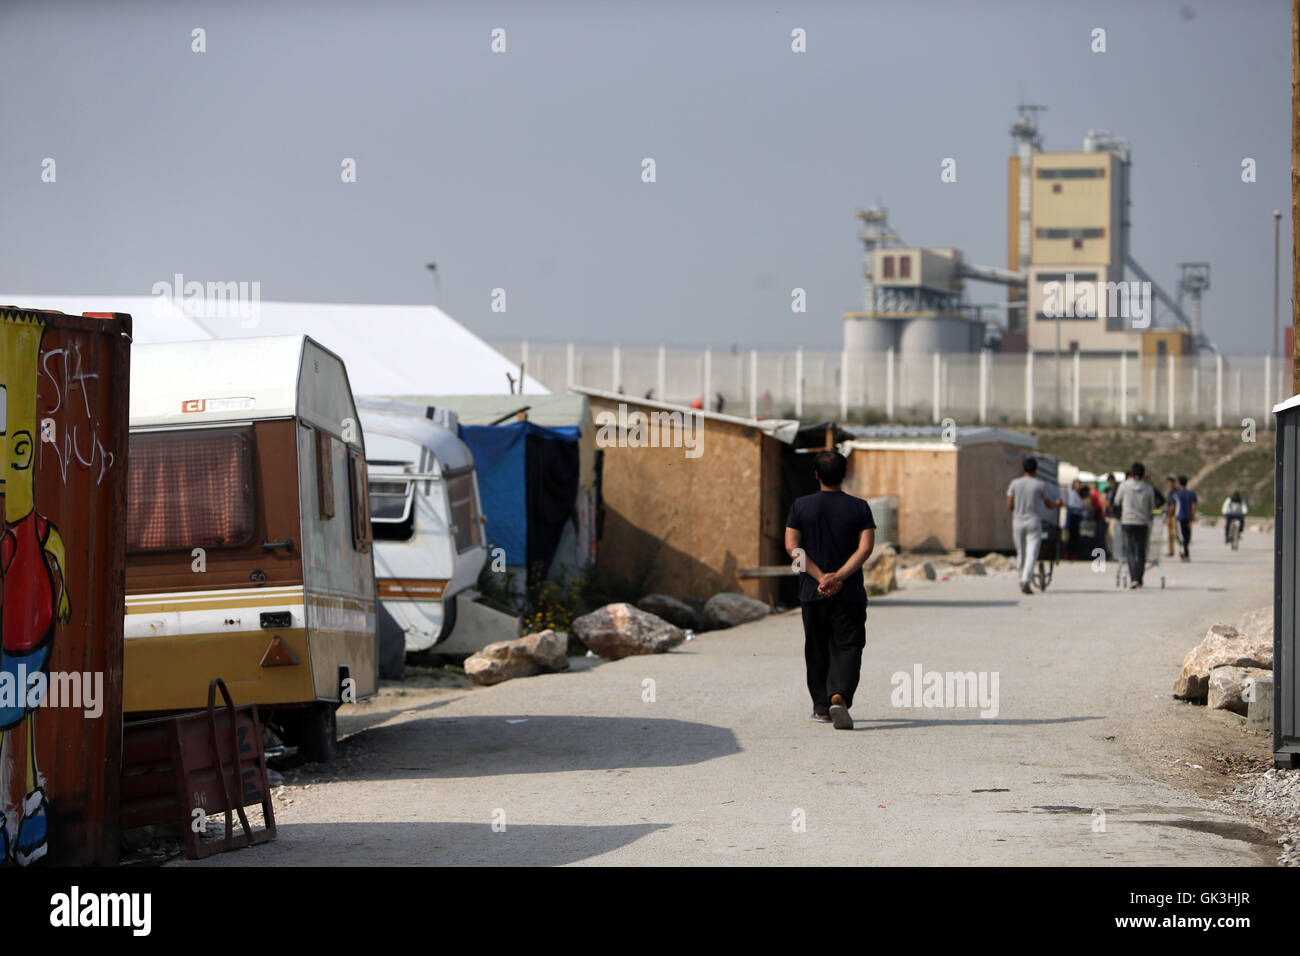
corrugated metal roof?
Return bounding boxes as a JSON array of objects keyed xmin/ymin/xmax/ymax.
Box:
[
  {"xmin": 840, "ymin": 425, "xmax": 1037, "ymax": 449},
  {"xmin": 571, "ymin": 386, "xmax": 801, "ymax": 444}
]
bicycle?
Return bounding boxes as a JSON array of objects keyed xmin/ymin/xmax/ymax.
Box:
[{"xmin": 1228, "ymin": 517, "xmax": 1243, "ymax": 551}]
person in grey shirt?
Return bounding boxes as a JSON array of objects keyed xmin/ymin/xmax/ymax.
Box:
[
  {"xmin": 1113, "ymin": 461, "xmax": 1156, "ymax": 588},
  {"xmin": 1006, "ymin": 457, "xmax": 1062, "ymax": 595}
]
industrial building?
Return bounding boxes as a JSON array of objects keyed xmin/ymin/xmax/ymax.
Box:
[{"xmin": 843, "ymin": 106, "xmax": 1216, "ymax": 364}]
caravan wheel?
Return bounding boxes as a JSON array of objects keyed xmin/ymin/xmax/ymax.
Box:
[{"xmin": 297, "ymin": 703, "xmax": 338, "ymax": 763}]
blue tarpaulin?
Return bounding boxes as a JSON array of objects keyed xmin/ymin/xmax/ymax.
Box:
[{"xmin": 459, "ymin": 421, "xmax": 581, "ymax": 570}]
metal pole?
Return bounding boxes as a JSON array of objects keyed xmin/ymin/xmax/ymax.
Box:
[
  {"xmin": 932, "ymin": 352, "xmax": 941, "ymax": 424},
  {"xmin": 1274, "ymin": 210, "xmax": 1282, "ymax": 370},
  {"xmin": 1266, "ymin": 354, "xmax": 1273, "ymax": 426},
  {"xmin": 612, "ymin": 344, "xmax": 621, "ymax": 393},
  {"xmin": 978, "ymin": 348, "xmax": 988, "ymax": 424},
  {"xmin": 1072, "ymin": 350, "xmax": 1081, "ymax": 426},
  {"xmin": 1120, "ymin": 351, "xmax": 1128, "ymax": 426},
  {"xmin": 1168, "ymin": 353, "xmax": 1176, "ymax": 429},
  {"xmin": 750, "ymin": 349, "xmax": 758, "ymax": 419},
  {"xmin": 1055, "ymin": 315, "xmax": 1061, "ymax": 419},
  {"xmin": 704, "ymin": 348, "xmax": 712, "ymax": 408},
  {"xmin": 1215, "ymin": 352, "xmax": 1223, "ymax": 428},
  {"xmin": 1025, "ymin": 350, "xmax": 1034, "ymax": 425},
  {"xmin": 886, "ymin": 347, "xmax": 895, "ymax": 420},
  {"xmin": 657, "ymin": 344, "xmax": 666, "ymax": 402},
  {"xmin": 566, "ymin": 341, "xmax": 575, "ymax": 389},
  {"xmin": 840, "ymin": 349, "xmax": 849, "ymax": 419},
  {"xmin": 795, "ymin": 347, "xmax": 804, "ymax": 419}
]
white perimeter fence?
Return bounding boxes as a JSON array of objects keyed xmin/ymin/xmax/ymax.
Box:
[{"xmin": 492, "ymin": 341, "xmax": 1293, "ymax": 428}]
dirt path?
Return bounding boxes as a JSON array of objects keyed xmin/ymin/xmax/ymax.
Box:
[{"xmin": 177, "ymin": 527, "xmax": 1279, "ymax": 866}]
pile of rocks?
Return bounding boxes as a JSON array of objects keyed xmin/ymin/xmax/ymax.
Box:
[
  {"xmin": 464, "ymin": 629, "xmax": 570, "ymax": 686},
  {"xmin": 1225, "ymin": 767, "xmax": 1300, "ymax": 866},
  {"xmin": 1173, "ymin": 608, "xmax": 1273, "ymax": 716}
]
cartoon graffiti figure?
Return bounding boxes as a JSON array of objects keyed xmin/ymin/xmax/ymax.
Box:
[{"xmin": 0, "ymin": 312, "xmax": 71, "ymax": 865}]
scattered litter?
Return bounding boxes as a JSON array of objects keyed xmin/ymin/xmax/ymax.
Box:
[
  {"xmin": 684, "ymin": 629, "xmax": 696, "ymax": 641},
  {"xmin": 1184, "ymin": 762, "xmax": 1204, "ymax": 770},
  {"xmin": 506, "ymin": 718, "xmax": 528, "ymax": 724}
]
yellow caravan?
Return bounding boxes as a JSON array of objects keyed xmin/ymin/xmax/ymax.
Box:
[{"xmin": 123, "ymin": 335, "xmax": 377, "ymax": 761}]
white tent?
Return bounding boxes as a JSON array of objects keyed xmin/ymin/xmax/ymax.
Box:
[{"xmin": 0, "ymin": 294, "xmax": 546, "ymax": 396}]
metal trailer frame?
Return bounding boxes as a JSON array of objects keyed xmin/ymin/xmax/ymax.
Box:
[{"xmin": 1274, "ymin": 398, "xmax": 1299, "ymax": 767}]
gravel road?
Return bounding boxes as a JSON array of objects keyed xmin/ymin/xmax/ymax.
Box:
[{"xmin": 181, "ymin": 527, "xmax": 1280, "ymax": 866}]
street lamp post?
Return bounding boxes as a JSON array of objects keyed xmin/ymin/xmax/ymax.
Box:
[{"xmin": 1273, "ymin": 211, "xmax": 1282, "ymax": 372}]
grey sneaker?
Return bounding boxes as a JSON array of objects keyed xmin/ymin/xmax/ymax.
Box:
[
  {"xmin": 828, "ymin": 703, "xmax": 853, "ymax": 729},
  {"xmin": 811, "ymin": 712, "xmax": 831, "ymax": 723}
]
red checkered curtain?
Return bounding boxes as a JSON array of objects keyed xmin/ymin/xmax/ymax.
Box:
[{"xmin": 127, "ymin": 430, "xmax": 254, "ymax": 551}]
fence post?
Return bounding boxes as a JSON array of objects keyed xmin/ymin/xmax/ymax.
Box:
[
  {"xmin": 1168, "ymin": 353, "xmax": 1176, "ymax": 429},
  {"xmin": 795, "ymin": 347, "xmax": 804, "ymax": 419},
  {"xmin": 704, "ymin": 348, "xmax": 712, "ymax": 409},
  {"xmin": 566, "ymin": 341, "xmax": 575, "ymax": 389},
  {"xmin": 1120, "ymin": 351, "xmax": 1128, "ymax": 426},
  {"xmin": 840, "ymin": 349, "xmax": 849, "ymax": 419},
  {"xmin": 750, "ymin": 350, "xmax": 758, "ymax": 419},
  {"xmin": 1025, "ymin": 350, "xmax": 1034, "ymax": 425},
  {"xmin": 1266, "ymin": 354, "xmax": 1273, "ymax": 428},
  {"xmin": 932, "ymin": 353, "xmax": 941, "ymax": 423},
  {"xmin": 978, "ymin": 349, "xmax": 989, "ymax": 424},
  {"xmin": 886, "ymin": 347, "xmax": 895, "ymax": 420},
  {"xmin": 1215, "ymin": 352, "xmax": 1223, "ymax": 427},
  {"xmin": 1072, "ymin": 350, "xmax": 1081, "ymax": 426},
  {"xmin": 657, "ymin": 345, "xmax": 666, "ymax": 402}
]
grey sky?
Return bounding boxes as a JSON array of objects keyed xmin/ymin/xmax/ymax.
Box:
[{"xmin": 0, "ymin": 0, "xmax": 1290, "ymax": 354}]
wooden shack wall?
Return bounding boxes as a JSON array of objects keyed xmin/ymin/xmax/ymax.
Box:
[
  {"xmin": 843, "ymin": 447, "xmax": 958, "ymax": 551},
  {"xmin": 590, "ymin": 397, "xmax": 777, "ymax": 602},
  {"xmin": 954, "ymin": 441, "xmax": 1025, "ymax": 552}
]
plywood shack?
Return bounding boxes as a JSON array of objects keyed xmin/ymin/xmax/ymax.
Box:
[
  {"xmin": 841, "ymin": 426, "xmax": 1038, "ymax": 553},
  {"xmin": 574, "ymin": 388, "xmax": 798, "ymax": 602}
]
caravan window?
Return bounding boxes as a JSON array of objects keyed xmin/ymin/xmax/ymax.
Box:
[
  {"xmin": 368, "ymin": 477, "xmax": 415, "ymax": 541},
  {"xmin": 348, "ymin": 449, "xmax": 373, "ymax": 553},
  {"xmin": 127, "ymin": 429, "xmax": 255, "ymax": 552},
  {"xmin": 446, "ymin": 470, "xmax": 480, "ymax": 553}
]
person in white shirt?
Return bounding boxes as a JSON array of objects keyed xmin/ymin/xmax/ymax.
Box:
[{"xmin": 1221, "ymin": 491, "xmax": 1248, "ymax": 544}]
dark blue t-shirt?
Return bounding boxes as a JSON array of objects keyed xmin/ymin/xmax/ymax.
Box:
[
  {"xmin": 786, "ymin": 490, "xmax": 876, "ymax": 604},
  {"xmin": 1171, "ymin": 488, "xmax": 1198, "ymax": 521}
]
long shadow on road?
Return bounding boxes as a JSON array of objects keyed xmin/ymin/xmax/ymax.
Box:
[
  {"xmin": 182, "ymin": 821, "xmax": 668, "ymax": 867},
  {"xmin": 337, "ymin": 715, "xmax": 742, "ymax": 782},
  {"xmin": 850, "ymin": 715, "xmax": 1102, "ymax": 731}
]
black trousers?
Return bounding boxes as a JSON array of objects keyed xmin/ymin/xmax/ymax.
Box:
[
  {"xmin": 1122, "ymin": 524, "xmax": 1149, "ymax": 584},
  {"xmin": 1177, "ymin": 519, "xmax": 1192, "ymax": 557},
  {"xmin": 801, "ymin": 600, "xmax": 866, "ymax": 711}
]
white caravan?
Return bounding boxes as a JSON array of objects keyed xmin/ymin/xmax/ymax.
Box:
[{"xmin": 358, "ymin": 400, "xmax": 488, "ymax": 655}]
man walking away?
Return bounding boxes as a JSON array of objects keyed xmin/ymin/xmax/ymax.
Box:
[
  {"xmin": 1164, "ymin": 476, "xmax": 1178, "ymax": 557},
  {"xmin": 1222, "ymin": 490, "xmax": 1248, "ymax": 544},
  {"xmin": 1114, "ymin": 463, "xmax": 1156, "ymax": 587},
  {"xmin": 1170, "ymin": 475, "xmax": 1198, "ymax": 561},
  {"xmin": 785, "ymin": 451, "xmax": 876, "ymax": 730},
  {"xmin": 1066, "ymin": 479, "xmax": 1084, "ymax": 560},
  {"xmin": 1007, "ymin": 457, "xmax": 1062, "ymax": 595}
]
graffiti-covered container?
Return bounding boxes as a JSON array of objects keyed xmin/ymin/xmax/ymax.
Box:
[{"xmin": 0, "ymin": 307, "xmax": 130, "ymax": 866}]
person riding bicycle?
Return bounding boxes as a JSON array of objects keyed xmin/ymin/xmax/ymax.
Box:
[{"xmin": 1222, "ymin": 491, "xmax": 1248, "ymax": 545}]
